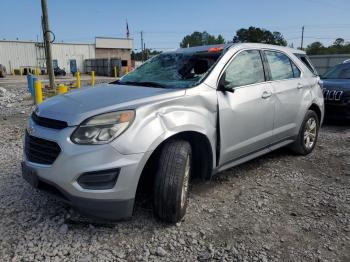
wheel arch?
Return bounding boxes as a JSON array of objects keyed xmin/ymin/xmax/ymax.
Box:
[
  {"xmin": 308, "ymin": 103, "xmax": 322, "ymax": 124},
  {"xmin": 135, "ymin": 131, "xmax": 214, "ymax": 198}
]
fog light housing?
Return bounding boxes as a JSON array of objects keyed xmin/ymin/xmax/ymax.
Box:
[{"xmin": 77, "ymin": 168, "xmax": 120, "ymax": 190}]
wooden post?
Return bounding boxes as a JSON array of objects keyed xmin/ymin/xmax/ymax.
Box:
[{"xmin": 41, "ymin": 0, "xmax": 55, "ymax": 89}]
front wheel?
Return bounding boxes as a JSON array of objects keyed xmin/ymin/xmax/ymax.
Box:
[
  {"xmin": 153, "ymin": 139, "xmax": 192, "ymax": 223},
  {"xmin": 290, "ymin": 110, "xmax": 320, "ymax": 155}
]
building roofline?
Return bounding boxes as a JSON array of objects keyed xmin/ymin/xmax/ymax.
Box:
[
  {"xmin": 95, "ymin": 36, "xmax": 133, "ymax": 41},
  {"xmin": 0, "ymin": 39, "xmax": 95, "ymax": 45},
  {"xmin": 0, "ymin": 39, "xmax": 39, "ymax": 44}
]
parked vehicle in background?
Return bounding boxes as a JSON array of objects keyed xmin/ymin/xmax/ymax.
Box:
[
  {"xmin": 0, "ymin": 64, "xmax": 7, "ymax": 77},
  {"xmin": 320, "ymin": 62, "xmax": 350, "ymax": 120},
  {"xmin": 22, "ymin": 43, "xmax": 324, "ymax": 223},
  {"xmin": 54, "ymin": 66, "xmax": 66, "ymax": 76}
]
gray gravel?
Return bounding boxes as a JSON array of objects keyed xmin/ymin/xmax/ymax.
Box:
[{"xmin": 0, "ymin": 77, "xmax": 349, "ymax": 261}]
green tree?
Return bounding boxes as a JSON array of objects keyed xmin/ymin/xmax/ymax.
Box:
[
  {"xmin": 131, "ymin": 49, "xmax": 161, "ymax": 61},
  {"xmin": 306, "ymin": 39, "xmax": 350, "ymax": 55},
  {"xmin": 232, "ymin": 27, "xmax": 287, "ymax": 46},
  {"xmin": 306, "ymin": 42, "xmax": 325, "ymax": 55},
  {"xmin": 333, "ymin": 38, "xmax": 345, "ymax": 47},
  {"xmin": 180, "ymin": 31, "xmax": 225, "ymax": 48}
]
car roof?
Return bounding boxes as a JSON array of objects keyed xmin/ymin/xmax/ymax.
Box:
[
  {"xmin": 172, "ymin": 44, "xmax": 231, "ymax": 54},
  {"xmin": 172, "ymin": 43, "xmax": 305, "ymax": 55},
  {"xmin": 228, "ymin": 43, "xmax": 306, "ymax": 54},
  {"xmin": 335, "ymin": 62, "xmax": 350, "ymax": 68}
]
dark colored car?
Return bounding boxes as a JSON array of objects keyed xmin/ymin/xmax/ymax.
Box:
[
  {"xmin": 320, "ymin": 62, "xmax": 350, "ymax": 121},
  {"xmin": 54, "ymin": 66, "xmax": 66, "ymax": 76}
]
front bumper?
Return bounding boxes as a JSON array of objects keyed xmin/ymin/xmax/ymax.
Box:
[
  {"xmin": 325, "ymin": 103, "xmax": 350, "ymax": 121},
  {"xmin": 22, "ymin": 161, "xmax": 134, "ymax": 220},
  {"xmin": 22, "ymin": 118, "xmax": 152, "ymax": 220}
]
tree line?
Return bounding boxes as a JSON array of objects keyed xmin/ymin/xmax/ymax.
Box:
[
  {"xmin": 179, "ymin": 27, "xmax": 349, "ymax": 55},
  {"xmin": 131, "ymin": 27, "xmax": 349, "ymax": 60},
  {"xmin": 305, "ymin": 38, "xmax": 350, "ymax": 55},
  {"xmin": 180, "ymin": 27, "xmax": 287, "ymax": 48}
]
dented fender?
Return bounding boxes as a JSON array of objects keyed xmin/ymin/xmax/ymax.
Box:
[{"xmin": 111, "ymin": 84, "xmax": 218, "ymax": 167}]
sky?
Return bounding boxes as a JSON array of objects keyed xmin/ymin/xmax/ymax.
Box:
[{"xmin": 2, "ymin": 0, "xmax": 350, "ymax": 51}]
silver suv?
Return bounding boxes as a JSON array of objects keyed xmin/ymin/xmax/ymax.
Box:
[{"xmin": 22, "ymin": 43, "xmax": 324, "ymax": 223}]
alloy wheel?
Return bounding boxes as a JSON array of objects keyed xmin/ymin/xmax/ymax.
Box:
[{"xmin": 304, "ymin": 117, "xmax": 317, "ymax": 149}]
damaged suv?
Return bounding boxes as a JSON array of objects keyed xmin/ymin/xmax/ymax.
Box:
[{"xmin": 22, "ymin": 43, "xmax": 324, "ymax": 223}]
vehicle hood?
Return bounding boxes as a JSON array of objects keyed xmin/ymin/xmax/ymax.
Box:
[
  {"xmin": 320, "ymin": 79, "xmax": 350, "ymax": 90},
  {"xmin": 36, "ymin": 84, "xmax": 185, "ymax": 126}
]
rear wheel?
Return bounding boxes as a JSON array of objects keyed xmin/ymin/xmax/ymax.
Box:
[
  {"xmin": 290, "ymin": 110, "xmax": 319, "ymax": 155},
  {"xmin": 153, "ymin": 139, "xmax": 192, "ymax": 223}
]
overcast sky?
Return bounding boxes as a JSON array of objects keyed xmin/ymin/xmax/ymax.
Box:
[{"xmin": 2, "ymin": 0, "xmax": 350, "ymax": 50}]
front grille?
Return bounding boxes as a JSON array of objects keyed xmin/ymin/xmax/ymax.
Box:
[
  {"xmin": 323, "ymin": 89, "xmax": 343, "ymax": 101},
  {"xmin": 25, "ymin": 131, "xmax": 61, "ymax": 165},
  {"xmin": 31, "ymin": 112, "xmax": 68, "ymax": 130}
]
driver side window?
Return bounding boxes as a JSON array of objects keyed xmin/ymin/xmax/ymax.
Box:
[{"xmin": 224, "ymin": 50, "xmax": 265, "ymax": 88}]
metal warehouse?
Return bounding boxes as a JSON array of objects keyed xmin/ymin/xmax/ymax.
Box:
[{"xmin": 0, "ymin": 37, "xmax": 133, "ymax": 74}]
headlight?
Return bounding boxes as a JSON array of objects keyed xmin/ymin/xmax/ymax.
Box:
[{"xmin": 71, "ymin": 110, "xmax": 135, "ymax": 145}]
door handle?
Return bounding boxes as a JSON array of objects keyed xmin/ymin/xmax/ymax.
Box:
[
  {"xmin": 261, "ymin": 91, "xmax": 272, "ymax": 99},
  {"xmin": 297, "ymin": 83, "xmax": 303, "ymax": 89}
]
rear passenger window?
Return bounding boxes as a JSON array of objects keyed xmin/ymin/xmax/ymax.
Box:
[
  {"xmin": 223, "ymin": 50, "xmax": 265, "ymax": 88},
  {"xmin": 291, "ymin": 62, "xmax": 301, "ymax": 78},
  {"xmin": 294, "ymin": 54, "xmax": 317, "ymax": 75},
  {"xmin": 265, "ymin": 51, "xmax": 294, "ymax": 80}
]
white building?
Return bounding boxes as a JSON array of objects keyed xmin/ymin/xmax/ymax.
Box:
[{"xmin": 0, "ymin": 37, "xmax": 133, "ymax": 74}]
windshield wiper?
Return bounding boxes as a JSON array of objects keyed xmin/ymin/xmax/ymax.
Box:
[{"xmin": 118, "ymin": 81, "xmax": 167, "ymax": 88}]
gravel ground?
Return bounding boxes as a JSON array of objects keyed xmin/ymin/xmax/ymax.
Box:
[{"xmin": 0, "ymin": 77, "xmax": 349, "ymax": 261}]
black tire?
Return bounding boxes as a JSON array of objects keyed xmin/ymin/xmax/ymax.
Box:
[
  {"xmin": 153, "ymin": 139, "xmax": 192, "ymax": 223},
  {"xmin": 290, "ymin": 110, "xmax": 320, "ymax": 155}
]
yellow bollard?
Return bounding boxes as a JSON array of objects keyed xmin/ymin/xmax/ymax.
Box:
[
  {"xmin": 76, "ymin": 72, "xmax": 81, "ymax": 88},
  {"xmin": 91, "ymin": 71, "xmax": 95, "ymax": 87},
  {"xmin": 34, "ymin": 80, "xmax": 43, "ymax": 105},
  {"xmin": 19, "ymin": 68, "xmax": 23, "ymax": 76},
  {"xmin": 125, "ymin": 66, "xmax": 129, "ymax": 75},
  {"xmin": 113, "ymin": 66, "xmax": 117, "ymax": 78},
  {"xmin": 58, "ymin": 84, "xmax": 68, "ymax": 94}
]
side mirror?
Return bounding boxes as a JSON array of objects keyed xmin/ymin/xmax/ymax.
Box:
[{"xmin": 218, "ymin": 73, "xmax": 234, "ymax": 93}]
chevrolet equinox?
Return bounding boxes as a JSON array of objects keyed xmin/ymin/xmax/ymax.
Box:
[{"xmin": 22, "ymin": 43, "xmax": 324, "ymax": 223}]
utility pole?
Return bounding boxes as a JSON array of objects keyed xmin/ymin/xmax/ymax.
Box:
[
  {"xmin": 301, "ymin": 26, "xmax": 305, "ymax": 50},
  {"xmin": 140, "ymin": 31, "xmax": 144, "ymax": 62},
  {"xmin": 41, "ymin": 0, "xmax": 55, "ymax": 89}
]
